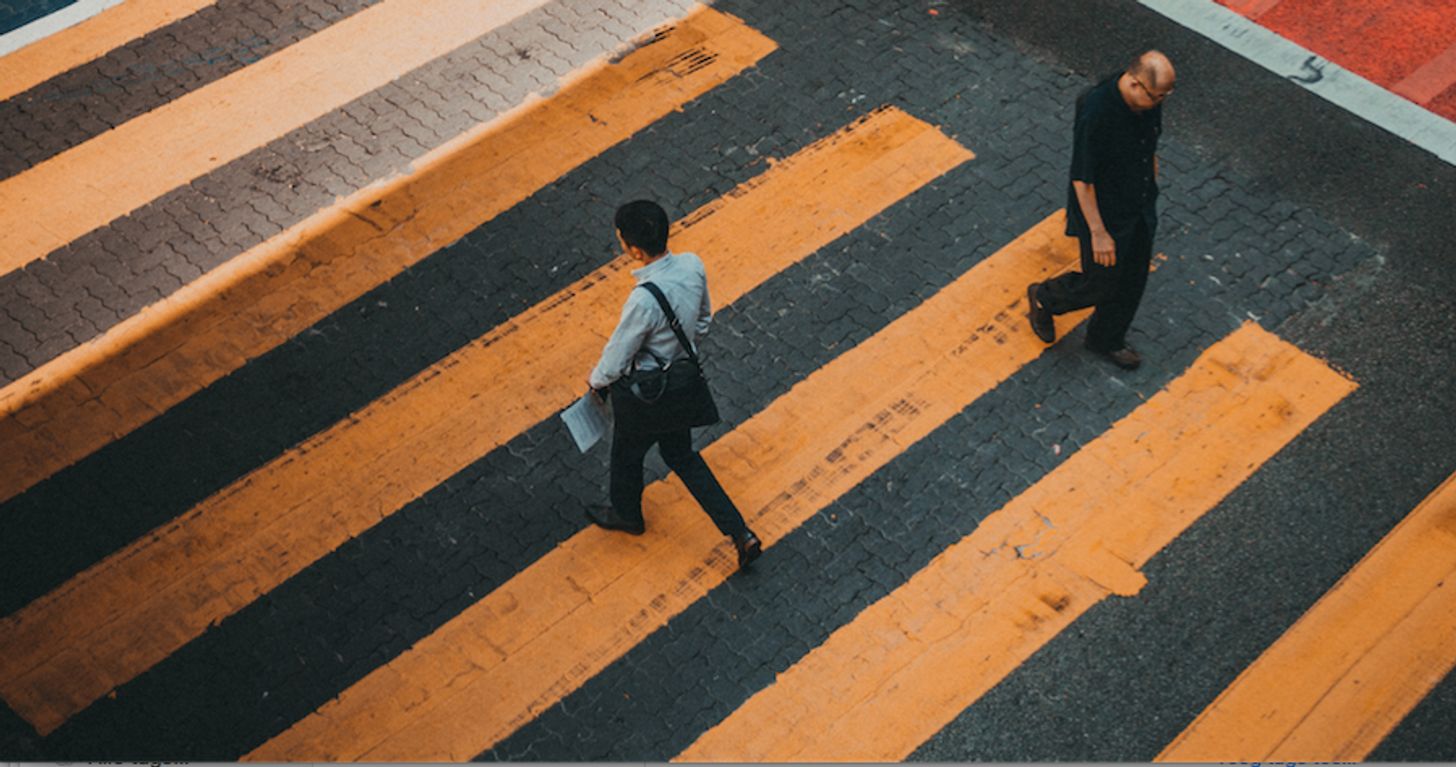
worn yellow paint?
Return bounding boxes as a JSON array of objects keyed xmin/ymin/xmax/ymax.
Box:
[
  {"xmin": 0, "ymin": 106, "xmax": 970, "ymax": 737},
  {"xmin": 0, "ymin": 0, "xmax": 218, "ymax": 102},
  {"xmin": 678, "ymin": 322, "xmax": 1355, "ymax": 762},
  {"xmin": 0, "ymin": 6, "xmax": 776, "ymax": 505},
  {"xmin": 245, "ymin": 211, "xmax": 1081, "ymax": 762},
  {"xmin": 1159, "ymin": 470, "xmax": 1456, "ymax": 762}
]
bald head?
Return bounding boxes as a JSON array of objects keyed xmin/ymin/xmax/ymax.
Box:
[{"xmin": 1129, "ymin": 50, "xmax": 1176, "ymax": 91}]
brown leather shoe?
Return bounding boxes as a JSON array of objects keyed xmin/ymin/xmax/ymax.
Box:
[
  {"xmin": 1092, "ymin": 345, "xmax": 1141, "ymax": 370},
  {"xmin": 1026, "ymin": 283, "xmax": 1055, "ymax": 343}
]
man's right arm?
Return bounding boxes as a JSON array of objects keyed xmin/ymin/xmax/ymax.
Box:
[
  {"xmin": 588, "ymin": 295, "xmax": 653, "ymax": 391},
  {"xmin": 1072, "ymin": 181, "xmax": 1116, "ymax": 267},
  {"xmin": 1069, "ymin": 96, "xmax": 1116, "ymax": 267}
]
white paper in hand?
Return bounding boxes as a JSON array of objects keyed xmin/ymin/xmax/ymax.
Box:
[{"xmin": 562, "ymin": 391, "xmax": 612, "ymax": 452}]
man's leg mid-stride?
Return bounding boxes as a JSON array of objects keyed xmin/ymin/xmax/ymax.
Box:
[
  {"xmin": 591, "ymin": 427, "xmax": 762, "ymax": 568},
  {"xmin": 1027, "ymin": 219, "xmax": 1153, "ymax": 369},
  {"xmin": 657, "ymin": 430, "xmax": 750, "ymax": 540},
  {"xmin": 1081, "ymin": 220, "xmax": 1152, "ymax": 355},
  {"xmin": 592, "ymin": 426, "xmax": 654, "ymax": 535}
]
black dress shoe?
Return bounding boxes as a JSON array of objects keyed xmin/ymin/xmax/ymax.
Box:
[
  {"xmin": 1090, "ymin": 345, "xmax": 1142, "ymax": 370},
  {"xmin": 733, "ymin": 531, "xmax": 762, "ymax": 569},
  {"xmin": 1026, "ymin": 283, "xmax": 1055, "ymax": 343},
  {"xmin": 584, "ymin": 506, "xmax": 645, "ymax": 535}
]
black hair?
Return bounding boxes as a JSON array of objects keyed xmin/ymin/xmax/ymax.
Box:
[{"xmin": 614, "ymin": 199, "xmax": 669, "ymax": 256}]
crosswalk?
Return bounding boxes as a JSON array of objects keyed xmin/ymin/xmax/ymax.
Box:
[
  {"xmin": 0, "ymin": 5, "xmax": 774, "ymax": 505},
  {"xmin": 1160, "ymin": 472, "xmax": 1456, "ymax": 762},
  {"xmin": 0, "ymin": 1, "xmax": 1450, "ymax": 760},
  {"xmin": 0, "ymin": 0, "xmax": 216, "ymax": 99},
  {"xmin": 0, "ymin": 0, "xmax": 554, "ymax": 270},
  {"xmin": 0, "ymin": 100, "xmax": 970, "ymax": 737},
  {"xmin": 680, "ymin": 323, "xmax": 1355, "ymax": 761}
]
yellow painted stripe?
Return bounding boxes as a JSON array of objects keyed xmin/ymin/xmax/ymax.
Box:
[
  {"xmin": 246, "ymin": 211, "xmax": 1081, "ymax": 762},
  {"xmin": 0, "ymin": 0, "xmax": 556, "ymax": 275},
  {"xmin": 0, "ymin": 106, "xmax": 971, "ymax": 736},
  {"xmin": 1159, "ymin": 471, "xmax": 1456, "ymax": 762},
  {"xmin": 0, "ymin": 6, "xmax": 776, "ymax": 504},
  {"xmin": 0, "ymin": 0, "xmax": 218, "ymax": 102},
  {"xmin": 678, "ymin": 323, "xmax": 1356, "ymax": 762}
]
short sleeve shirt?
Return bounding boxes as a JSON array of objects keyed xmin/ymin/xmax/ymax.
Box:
[{"xmin": 1065, "ymin": 74, "xmax": 1162, "ymax": 237}]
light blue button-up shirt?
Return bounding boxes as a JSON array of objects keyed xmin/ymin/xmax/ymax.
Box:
[{"xmin": 589, "ymin": 251, "xmax": 713, "ymax": 390}]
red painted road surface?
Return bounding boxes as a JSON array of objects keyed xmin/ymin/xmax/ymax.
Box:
[{"xmin": 1219, "ymin": 0, "xmax": 1456, "ymax": 121}]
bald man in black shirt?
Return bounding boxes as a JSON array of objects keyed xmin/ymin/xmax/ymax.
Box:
[{"xmin": 1027, "ymin": 50, "xmax": 1176, "ymax": 370}]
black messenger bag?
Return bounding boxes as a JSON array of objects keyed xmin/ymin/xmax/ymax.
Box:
[{"xmin": 610, "ymin": 282, "xmax": 720, "ymax": 435}]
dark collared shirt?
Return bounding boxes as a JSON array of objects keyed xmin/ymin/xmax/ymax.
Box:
[{"xmin": 1065, "ymin": 73, "xmax": 1162, "ymax": 238}]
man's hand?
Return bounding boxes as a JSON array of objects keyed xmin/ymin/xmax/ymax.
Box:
[
  {"xmin": 1072, "ymin": 181, "xmax": 1115, "ymax": 267},
  {"xmin": 1091, "ymin": 229, "xmax": 1116, "ymax": 267}
]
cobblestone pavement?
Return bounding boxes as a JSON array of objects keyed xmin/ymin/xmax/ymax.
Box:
[
  {"xmin": 1, "ymin": 0, "xmax": 1453, "ymax": 761},
  {"xmin": 0, "ymin": 0, "xmax": 696, "ymax": 381}
]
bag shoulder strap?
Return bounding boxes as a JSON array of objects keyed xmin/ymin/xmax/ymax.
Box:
[{"xmin": 638, "ymin": 281, "xmax": 699, "ymax": 365}]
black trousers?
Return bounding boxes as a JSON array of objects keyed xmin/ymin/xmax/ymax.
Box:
[
  {"xmin": 609, "ymin": 427, "xmax": 749, "ymax": 538},
  {"xmin": 1039, "ymin": 217, "xmax": 1155, "ymax": 352}
]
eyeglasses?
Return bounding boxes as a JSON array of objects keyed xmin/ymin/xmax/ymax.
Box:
[{"xmin": 1131, "ymin": 74, "xmax": 1173, "ymax": 103}]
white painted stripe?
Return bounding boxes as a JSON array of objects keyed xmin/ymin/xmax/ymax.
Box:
[
  {"xmin": 1141, "ymin": 0, "xmax": 1456, "ymax": 166},
  {"xmin": 0, "ymin": 0, "xmax": 123, "ymax": 57}
]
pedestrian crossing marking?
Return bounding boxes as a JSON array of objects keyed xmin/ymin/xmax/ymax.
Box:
[
  {"xmin": 0, "ymin": 5, "xmax": 776, "ymax": 505},
  {"xmin": 0, "ymin": 0, "xmax": 562, "ymax": 275},
  {"xmin": 678, "ymin": 322, "xmax": 1356, "ymax": 762},
  {"xmin": 0, "ymin": 106, "xmax": 970, "ymax": 737},
  {"xmin": 0, "ymin": 0, "xmax": 218, "ymax": 102},
  {"xmin": 245, "ymin": 210, "xmax": 1082, "ymax": 762},
  {"xmin": 1158, "ymin": 469, "xmax": 1456, "ymax": 762}
]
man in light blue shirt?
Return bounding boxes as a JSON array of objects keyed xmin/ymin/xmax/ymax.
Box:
[{"xmin": 585, "ymin": 200, "xmax": 762, "ymax": 570}]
